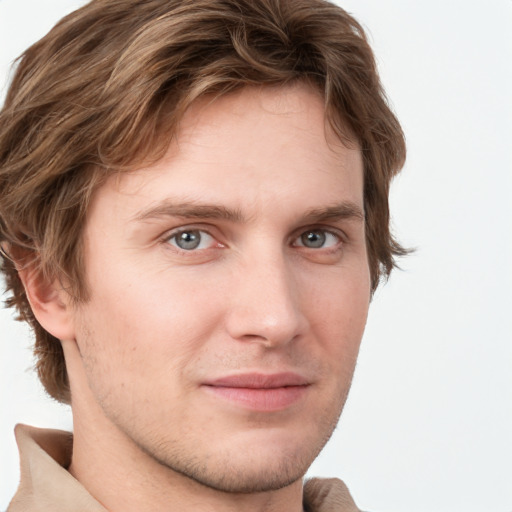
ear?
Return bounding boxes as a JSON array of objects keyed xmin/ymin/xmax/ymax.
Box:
[{"xmin": 18, "ymin": 266, "xmax": 76, "ymax": 341}]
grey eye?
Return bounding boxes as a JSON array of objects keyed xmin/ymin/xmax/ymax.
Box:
[
  {"xmin": 173, "ymin": 230, "xmax": 202, "ymax": 250},
  {"xmin": 300, "ymin": 230, "xmax": 327, "ymax": 248}
]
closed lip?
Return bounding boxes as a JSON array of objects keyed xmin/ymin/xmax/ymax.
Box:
[
  {"xmin": 201, "ymin": 372, "xmax": 311, "ymax": 411},
  {"xmin": 202, "ymin": 372, "xmax": 310, "ymax": 389}
]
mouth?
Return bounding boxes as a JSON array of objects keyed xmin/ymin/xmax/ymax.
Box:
[{"xmin": 201, "ymin": 372, "xmax": 310, "ymax": 412}]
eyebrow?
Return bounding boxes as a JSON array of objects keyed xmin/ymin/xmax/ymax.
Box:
[
  {"xmin": 133, "ymin": 200, "xmax": 245, "ymax": 223},
  {"xmin": 302, "ymin": 203, "xmax": 365, "ymax": 223},
  {"xmin": 132, "ymin": 199, "xmax": 364, "ymax": 224}
]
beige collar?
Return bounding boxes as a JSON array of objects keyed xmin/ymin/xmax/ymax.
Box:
[
  {"xmin": 8, "ymin": 424, "xmax": 107, "ymax": 511},
  {"xmin": 9, "ymin": 424, "xmax": 361, "ymax": 512},
  {"xmin": 303, "ymin": 478, "xmax": 362, "ymax": 512}
]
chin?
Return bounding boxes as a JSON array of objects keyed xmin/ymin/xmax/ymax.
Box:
[
  {"xmin": 147, "ymin": 424, "xmax": 334, "ymax": 494},
  {"xmin": 164, "ymin": 447, "xmax": 313, "ymax": 494}
]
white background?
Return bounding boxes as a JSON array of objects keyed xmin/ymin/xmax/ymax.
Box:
[{"xmin": 1, "ymin": 1, "xmax": 511, "ymax": 511}]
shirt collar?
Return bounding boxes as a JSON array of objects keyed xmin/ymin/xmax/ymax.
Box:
[{"xmin": 9, "ymin": 424, "xmax": 107, "ymax": 511}]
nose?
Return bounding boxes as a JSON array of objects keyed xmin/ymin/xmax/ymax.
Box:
[{"xmin": 225, "ymin": 250, "xmax": 307, "ymax": 348}]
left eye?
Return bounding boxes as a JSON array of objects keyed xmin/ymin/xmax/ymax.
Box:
[
  {"xmin": 167, "ymin": 230, "xmax": 215, "ymax": 251},
  {"xmin": 294, "ymin": 229, "xmax": 340, "ymax": 249}
]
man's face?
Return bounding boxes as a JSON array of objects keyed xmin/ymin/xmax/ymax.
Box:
[{"xmin": 70, "ymin": 84, "xmax": 370, "ymax": 492}]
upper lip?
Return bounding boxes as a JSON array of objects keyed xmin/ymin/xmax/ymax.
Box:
[{"xmin": 203, "ymin": 372, "xmax": 310, "ymax": 389}]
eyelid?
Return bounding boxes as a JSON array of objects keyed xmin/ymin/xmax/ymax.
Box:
[{"xmin": 161, "ymin": 222, "xmax": 218, "ymax": 238}]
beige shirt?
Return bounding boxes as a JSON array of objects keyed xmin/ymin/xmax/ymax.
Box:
[{"xmin": 8, "ymin": 424, "xmax": 362, "ymax": 512}]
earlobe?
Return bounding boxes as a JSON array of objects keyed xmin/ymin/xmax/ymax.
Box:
[{"xmin": 18, "ymin": 266, "xmax": 76, "ymax": 341}]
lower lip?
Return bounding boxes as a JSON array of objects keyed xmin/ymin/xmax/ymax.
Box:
[{"xmin": 202, "ymin": 385, "xmax": 309, "ymax": 412}]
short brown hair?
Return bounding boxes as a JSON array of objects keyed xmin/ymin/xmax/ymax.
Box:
[{"xmin": 0, "ymin": 0, "xmax": 406, "ymax": 403}]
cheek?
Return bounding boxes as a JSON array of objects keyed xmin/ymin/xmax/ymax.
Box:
[
  {"xmin": 305, "ymin": 264, "xmax": 370, "ymax": 361},
  {"xmin": 307, "ymin": 260, "xmax": 370, "ymax": 318},
  {"xmin": 75, "ymin": 262, "xmax": 224, "ymax": 376}
]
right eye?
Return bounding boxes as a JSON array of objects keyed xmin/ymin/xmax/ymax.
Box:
[{"xmin": 166, "ymin": 229, "xmax": 216, "ymax": 251}]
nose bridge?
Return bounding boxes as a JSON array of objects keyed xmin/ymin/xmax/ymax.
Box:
[{"xmin": 226, "ymin": 244, "xmax": 306, "ymax": 347}]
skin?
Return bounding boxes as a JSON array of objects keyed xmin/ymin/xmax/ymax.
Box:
[{"xmin": 32, "ymin": 83, "xmax": 370, "ymax": 512}]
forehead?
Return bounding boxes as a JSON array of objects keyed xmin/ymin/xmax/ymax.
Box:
[
  {"xmin": 90, "ymin": 83, "xmax": 363, "ymax": 221},
  {"xmin": 172, "ymin": 83, "xmax": 357, "ymax": 167}
]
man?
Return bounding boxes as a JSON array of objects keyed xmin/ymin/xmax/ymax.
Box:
[{"xmin": 0, "ymin": 0, "xmax": 406, "ymax": 510}]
